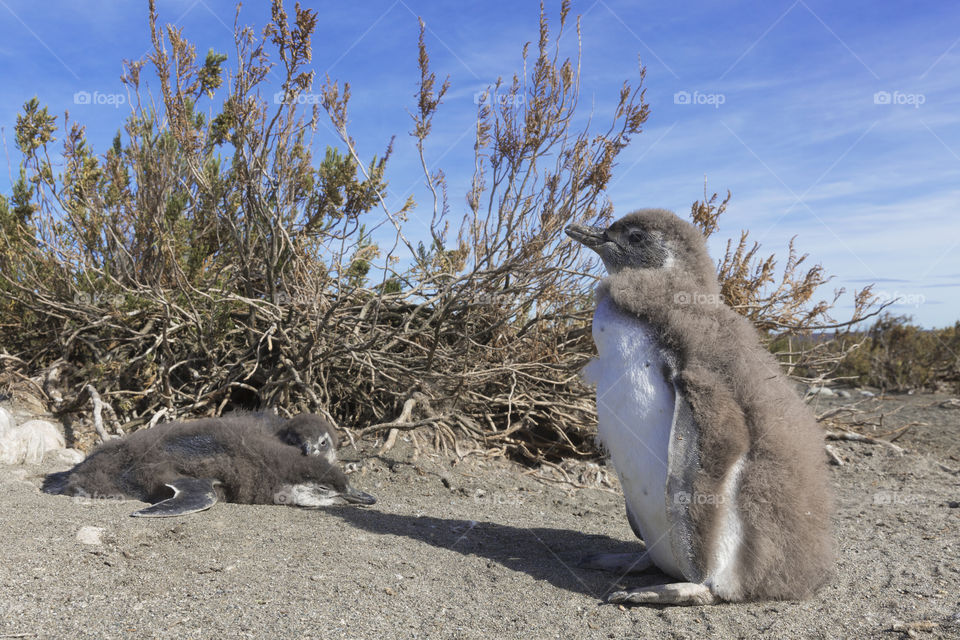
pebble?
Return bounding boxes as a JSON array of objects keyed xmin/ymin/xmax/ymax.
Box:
[
  {"xmin": 0, "ymin": 419, "xmax": 66, "ymax": 464},
  {"xmin": 76, "ymin": 526, "xmax": 105, "ymax": 545}
]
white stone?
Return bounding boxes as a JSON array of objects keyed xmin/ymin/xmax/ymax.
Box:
[
  {"xmin": 76, "ymin": 526, "xmax": 104, "ymax": 545},
  {"xmin": 0, "ymin": 419, "xmax": 66, "ymax": 464},
  {"xmin": 50, "ymin": 448, "xmax": 85, "ymax": 464},
  {"xmin": 0, "ymin": 407, "xmax": 13, "ymax": 437}
]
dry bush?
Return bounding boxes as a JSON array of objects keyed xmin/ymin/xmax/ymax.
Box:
[
  {"xmin": 829, "ymin": 315, "xmax": 960, "ymax": 393},
  {"xmin": 0, "ymin": 0, "xmax": 878, "ymax": 460},
  {"xmin": 0, "ymin": 1, "xmax": 645, "ymax": 459},
  {"xmin": 689, "ymin": 186, "xmax": 887, "ymax": 386}
]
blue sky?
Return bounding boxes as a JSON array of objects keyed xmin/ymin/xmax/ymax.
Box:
[{"xmin": 1, "ymin": 0, "xmax": 957, "ymax": 328}]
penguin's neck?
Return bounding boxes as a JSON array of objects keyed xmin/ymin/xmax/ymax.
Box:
[
  {"xmin": 585, "ymin": 296, "xmax": 670, "ymax": 393},
  {"xmin": 599, "ymin": 268, "xmax": 721, "ymax": 330}
]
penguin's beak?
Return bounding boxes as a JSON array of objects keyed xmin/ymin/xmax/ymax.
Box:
[
  {"xmin": 565, "ymin": 224, "xmax": 607, "ymax": 250},
  {"xmin": 342, "ymin": 485, "xmax": 377, "ymax": 506}
]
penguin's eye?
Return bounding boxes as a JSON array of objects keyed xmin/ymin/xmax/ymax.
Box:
[
  {"xmin": 318, "ymin": 436, "xmax": 329, "ymax": 449},
  {"xmin": 626, "ymin": 229, "xmax": 645, "ymax": 244}
]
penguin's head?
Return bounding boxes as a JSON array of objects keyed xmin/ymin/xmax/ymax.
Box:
[
  {"xmin": 276, "ymin": 414, "xmax": 340, "ymax": 464},
  {"xmin": 566, "ymin": 213, "xmax": 671, "ymax": 274},
  {"xmin": 565, "ymin": 208, "xmax": 713, "ymax": 278}
]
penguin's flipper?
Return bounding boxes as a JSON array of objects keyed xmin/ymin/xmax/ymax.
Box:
[
  {"xmin": 608, "ymin": 582, "xmax": 716, "ymax": 606},
  {"xmin": 625, "ymin": 501, "xmax": 645, "ymax": 541},
  {"xmin": 579, "ymin": 552, "xmax": 653, "ymax": 574},
  {"xmin": 131, "ymin": 478, "xmax": 219, "ymax": 518}
]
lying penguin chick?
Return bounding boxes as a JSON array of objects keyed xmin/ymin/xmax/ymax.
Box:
[
  {"xmin": 272, "ymin": 413, "xmax": 339, "ymax": 464},
  {"xmin": 217, "ymin": 411, "xmax": 339, "ymax": 463},
  {"xmin": 42, "ymin": 413, "xmax": 374, "ymax": 518},
  {"xmin": 566, "ymin": 209, "xmax": 834, "ymax": 606}
]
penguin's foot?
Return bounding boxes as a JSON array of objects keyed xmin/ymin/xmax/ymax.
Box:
[
  {"xmin": 608, "ymin": 582, "xmax": 716, "ymax": 606},
  {"xmin": 579, "ymin": 552, "xmax": 653, "ymax": 574}
]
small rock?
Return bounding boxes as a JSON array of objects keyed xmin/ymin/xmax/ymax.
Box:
[
  {"xmin": 807, "ymin": 386, "xmax": 836, "ymax": 397},
  {"xmin": 49, "ymin": 448, "xmax": 85, "ymax": 465},
  {"xmin": 0, "ymin": 407, "xmax": 13, "ymax": 437},
  {"xmin": 858, "ymin": 389, "xmax": 876, "ymax": 397},
  {"xmin": 891, "ymin": 620, "xmax": 939, "ymax": 635},
  {"xmin": 76, "ymin": 526, "xmax": 105, "ymax": 545},
  {"xmin": 836, "ymin": 390, "xmax": 852, "ymax": 399},
  {"xmin": 947, "ymin": 501, "xmax": 959, "ymax": 509},
  {"xmin": 0, "ymin": 419, "xmax": 65, "ymax": 464}
]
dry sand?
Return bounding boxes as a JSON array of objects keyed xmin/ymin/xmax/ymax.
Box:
[{"xmin": 1, "ymin": 393, "xmax": 958, "ymax": 639}]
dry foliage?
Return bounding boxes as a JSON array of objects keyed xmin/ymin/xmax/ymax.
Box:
[
  {"xmin": 0, "ymin": 1, "xmax": 879, "ymax": 460},
  {"xmin": 689, "ymin": 185, "xmax": 888, "ymax": 386},
  {"xmin": 829, "ymin": 315, "xmax": 960, "ymax": 393}
]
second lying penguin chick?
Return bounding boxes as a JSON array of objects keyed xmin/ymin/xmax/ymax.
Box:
[
  {"xmin": 42, "ymin": 412, "xmax": 374, "ymax": 517},
  {"xmin": 226, "ymin": 411, "xmax": 339, "ymax": 463},
  {"xmin": 270, "ymin": 413, "xmax": 339, "ymax": 464}
]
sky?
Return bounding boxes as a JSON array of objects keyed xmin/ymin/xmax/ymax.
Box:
[{"xmin": 0, "ymin": 0, "xmax": 957, "ymax": 328}]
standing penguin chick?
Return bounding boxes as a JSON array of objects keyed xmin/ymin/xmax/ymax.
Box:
[
  {"xmin": 42, "ymin": 413, "xmax": 374, "ymax": 517},
  {"xmin": 566, "ymin": 209, "xmax": 834, "ymax": 605}
]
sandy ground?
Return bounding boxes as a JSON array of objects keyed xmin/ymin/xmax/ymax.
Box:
[{"xmin": 1, "ymin": 393, "xmax": 958, "ymax": 639}]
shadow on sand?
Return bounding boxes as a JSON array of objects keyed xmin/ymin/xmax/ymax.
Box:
[{"xmin": 328, "ymin": 506, "xmax": 658, "ymax": 600}]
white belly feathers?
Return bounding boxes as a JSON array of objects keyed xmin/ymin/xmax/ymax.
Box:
[{"xmin": 584, "ymin": 297, "xmax": 684, "ymax": 577}]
